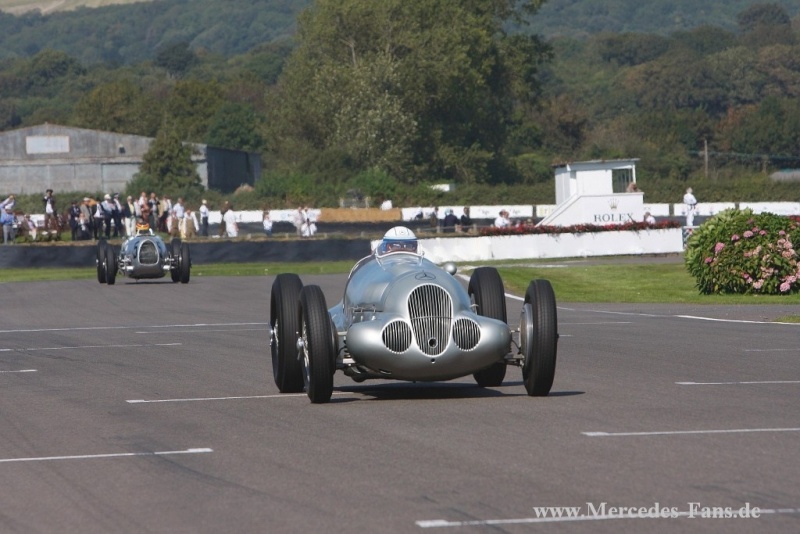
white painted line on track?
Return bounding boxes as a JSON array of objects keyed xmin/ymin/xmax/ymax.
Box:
[
  {"xmin": 677, "ymin": 380, "xmax": 800, "ymax": 386},
  {"xmin": 416, "ymin": 508, "xmax": 800, "ymax": 527},
  {"xmin": 1, "ymin": 343, "xmax": 181, "ymax": 352},
  {"xmin": 742, "ymin": 348, "xmax": 796, "ymax": 352},
  {"xmin": 676, "ymin": 315, "xmax": 800, "ymax": 325},
  {"xmin": 0, "ymin": 369, "xmax": 37, "ymax": 373},
  {"xmin": 135, "ymin": 328, "xmax": 265, "ymax": 334},
  {"xmin": 0, "ymin": 447, "xmax": 212, "ymax": 464},
  {"xmin": 0, "ymin": 322, "xmax": 267, "ymax": 334},
  {"xmin": 583, "ymin": 427, "xmax": 800, "ymax": 437},
  {"xmin": 560, "ymin": 322, "xmax": 632, "ymax": 325},
  {"xmin": 127, "ymin": 392, "xmax": 351, "ymax": 403}
]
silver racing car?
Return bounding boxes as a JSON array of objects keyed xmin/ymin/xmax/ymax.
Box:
[
  {"xmin": 269, "ymin": 226, "xmax": 558, "ymax": 403},
  {"xmin": 96, "ymin": 224, "xmax": 191, "ymax": 284}
]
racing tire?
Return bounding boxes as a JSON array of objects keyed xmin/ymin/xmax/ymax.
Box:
[
  {"xmin": 179, "ymin": 242, "xmax": 191, "ymax": 283},
  {"xmin": 299, "ymin": 285, "xmax": 335, "ymax": 404},
  {"xmin": 270, "ymin": 274, "xmax": 305, "ymax": 393},
  {"xmin": 96, "ymin": 239, "xmax": 107, "ymax": 284},
  {"xmin": 170, "ymin": 238, "xmax": 181, "ymax": 283},
  {"xmin": 521, "ymin": 279, "xmax": 558, "ymax": 396},
  {"xmin": 104, "ymin": 243, "xmax": 117, "ymax": 285},
  {"xmin": 469, "ymin": 267, "xmax": 508, "ymax": 387}
]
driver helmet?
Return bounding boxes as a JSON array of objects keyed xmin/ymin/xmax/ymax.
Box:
[
  {"xmin": 378, "ymin": 226, "xmax": 418, "ymax": 255},
  {"xmin": 136, "ymin": 222, "xmax": 151, "ymax": 235}
]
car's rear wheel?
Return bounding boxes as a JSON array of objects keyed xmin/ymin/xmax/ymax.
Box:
[
  {"xmin": 521, "ymin": 279, "xmax": 558, "ymax": 396},
  {"xmin": 179, "ymin": 242, "xmax": 191, "ymax": 283},
  {"xmin": 469, "ymin": 267, "xmax": 508, "ymax": 387},
  {"xmin": 299, "ymin": 285, "xmax": 335, "ymax": 404},
  {"xmin": 270, "ymin": 274, "xmax": 304, "ymax": 393},
  {"xmin": 105, "ymin": 243, "xmax": 117, "ymax": 285},
  {"xmin": 96, "ymin": 239, "xmax": 107, "ymax": 284},
  {"xmin": 170, "ymin": 238, "xmax": 181, "ymax": 283}
]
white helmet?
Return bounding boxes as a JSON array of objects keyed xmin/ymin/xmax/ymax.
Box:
[{"xmin": 378, "ymin": 226, "xmax": 418, "ymax": 255}]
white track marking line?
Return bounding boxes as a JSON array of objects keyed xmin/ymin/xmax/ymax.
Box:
[
  {"xmin": 0, "ymin": 322, "xmax": 267, "ymax": 334},
  {"xmin": 127, "ymin": 392, "xmax": 351, "ymax": 403},
  {"xmin": 583, "ymin": 427, "xmax": 800, "ymax": 437},
  {"xmin": 416, "ymin": 508, "xmax": 800, "ymax": 527},
  {"xmin": 1, "ymin": 343, "xmax": 181, "ymax": 352},
  {"xmin": 676, "ymin": 314, "xmax": 800, "ymax": 325},
  {"xmin": 135, "ymin": 328, "xmax": 265, "ymax": 334},
  {"xmin": 743, "ymin": 348, "xmax": 795, "ymax": 352},
  {"xmin": 560, "ymin": 322, "xmax": 632, "ymax": 325},
  {"xmin": 0, "ymin": 369, "xmax": 37, "ymax": 373},
  {"xmin": 677, "ymin": 380, "xmax": 800, "ymax": 386},
  {"xmin": 0, "ymin": 447, "xmax": 212, "ymax": 464}
]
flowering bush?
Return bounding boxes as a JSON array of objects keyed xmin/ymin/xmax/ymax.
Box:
[
  {"xmin": 685, "ymin": 209, "xmax": 800, "ymax": 294},
  {"xmin": 480, "ymin": 220, "xmax": 679, "ymax": 236}
]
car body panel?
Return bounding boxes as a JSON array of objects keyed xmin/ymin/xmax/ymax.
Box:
[
  {"xmin": 117, "ymin": 233, "xmax": 174, "ymax": 279},
  {"xmin": 328, "ymin": 252, "xmax": 512, "ymax": 381}
]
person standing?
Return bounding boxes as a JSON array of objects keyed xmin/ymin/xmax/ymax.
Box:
[
  {"xmin": 171, "ymin": 197, "xmax": 185, "ymax": 237},
  {"xmin": 147, "ymin": 192, "xmax": 159, "ymax": 231},
  {"xmin": 1, "ymin": 205, "xmax": 16, "ymax": 244},
  {"xmin": 442, "ymin": 208, "xmax": 458, "ymax": 232},
  {"xmin": 100, "ymin": 194, "xmax": 116, "ymax": 238},
  {"xmin": 262, "ymin": 210, "xmax": 273, "ymax": 237},
  {"xmin": 223, "ymin": 204, "xmax": 238, "ymax": 238},
  {"xmin": 68, "ymin": 200, "xmax": 81, "ymax": 240},
  {"xmin": 218, "ymin": 201, "xmax": 230, "ymax": 237},
  {"xmin": 493, "ymin": 209, "xmax": 511, "ymax": 228},
  {"xmin": 43, "ymin": 189, "xmax": 57, "ymax": 231},
  {"xmin": 683, "ymin": 187, "xmax": 698, "ymax": 227},
  {"xmin": 460, "ymin": 206, "xmax": 473, "ymax": 233},
  {"xmin": 199, "ymin": 199, "xmax": 209, "ymax": 237},
  {"xmin": 111, "ymin": 193, "xmax": 123, "ymax": 237}
]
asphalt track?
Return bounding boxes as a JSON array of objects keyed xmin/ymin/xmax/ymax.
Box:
[{"xmin": 1, "ymin": 273, "xmax": 799, "ymax": 533}]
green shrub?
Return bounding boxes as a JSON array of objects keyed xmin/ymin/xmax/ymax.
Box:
[{"xmin": 685, "ymin": 209, "xmax": 800, "ymax": 294}]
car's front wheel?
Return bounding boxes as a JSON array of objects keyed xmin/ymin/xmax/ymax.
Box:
[
  {"xmin": 179, "ymin": 242, "xmax": 191, "ymax": 283},
  {"xmin": 270, "ymin": 274, "xmax": 304, "ymax": 393},
  {"xmin": 299, "ymin": 285, "xmax": 335, "ymax": 404},
  {"xmin": 469, "ymin": 267, "xmax": 508, "ymax": 387},
  {"xmin": 170, "ymin": 238, "xmax": 181, "ymax": 283},
  {"xmin": 104, "ymin": 242, "xmax": 117, "ymax": 285},
  {"xmin": 96, "ymin": 239, "xmax": 107, "ymax": 284},
  {"xmin": 520, "ymin": 279, "xmax": 558, "ymax": 396}
]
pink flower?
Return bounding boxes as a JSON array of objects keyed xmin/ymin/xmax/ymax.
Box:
[
  {"xmin": 714, "ymin": 242, "xmax": 725, "ymax": 254},
  {"xmin": 782, "ymin": 250, "xmax": 793, "ymax": 258},
  {"xmin": 705, "ymin": 257, "xmax": 713, "ymax": 264},
  {"xmin": 779, "ymin": 230, "xmax": 786, "ymax": 236},
  {"xmin": 753, "ymin": 280, "xmax": 764, "ymax": 290},
  {"xmin": 743, "ymin": 231, "xmax": 753, "ymax": 238},
  {"xmin": 780, "ymin": 282, "xmax": 791, "ymax": 293},
  {"xmin": 731, "ymin": 234, "xmax": 740, "ymax": 241}
]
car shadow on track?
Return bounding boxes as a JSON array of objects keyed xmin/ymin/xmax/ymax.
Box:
[{"xmin": 333, "ymin": 381, "xmax": 584, "ymax": 402}]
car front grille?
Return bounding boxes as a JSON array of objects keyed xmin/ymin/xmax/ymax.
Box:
[
  {"xmin": 382, "ymin": 320, "xmax": 413, "ymax": 353},
  {"xmin": 408, "ymin": 284, "xmax": 452, "ymax": 356},
  {"xmin": 138, "ymin": 240, "xmax": 159, "ymax": 265},
  {"xmin": 452, "ymin": 318, "xmax": 480, "ymax": 350}
]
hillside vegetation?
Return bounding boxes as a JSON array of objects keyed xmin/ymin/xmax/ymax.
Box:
[{"xmin": 1, "ymin": 0, "xmax": 800, "ymax": 210}]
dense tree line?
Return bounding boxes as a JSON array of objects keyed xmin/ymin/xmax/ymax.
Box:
[{"xmin": 2, "ymin": 1, "xmax": 800, "ymax": 209}]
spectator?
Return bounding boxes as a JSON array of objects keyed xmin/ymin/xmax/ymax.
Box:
[
  {"xmin": 460, "ymin": 207, "xmax": 473, "ymax": 233},
  {"xmin": 302, "ymin": 206, "xmax": 317, "ymax": 237},
  {"xmin": 76, "ymin": 212, "xmax": 91, "ymax": 240},
  {"xmin": 223, "ymin": 204, "xmax": 238, "ymax": 238},
  {"xmin": 0, "ymin": 194, "xmax": 15, "ymax": 212},
  {"xmin": 626, "ymin": 182, "xmax": 640, "ymax": 193},
  {"xmin": 429, "ymin": 207, "xmax": 440, "ymax": 230},
  {"xmin": 218, "ymin": 201, "xmax": 230, "ymax": 237},
  {"xmin": 1, "ymin": 205, "xmax": 16, "ymax": 244},
  {"xmin": 494, "ymin": 209, "xmax": 511, "ymax": 228},
  {"xmin": 262, "ymin": 210, "xmax": 273, "ymax": 237},
  {"xmin": 94, "ymin": 196, "xmax": 107, "ymax": 239},
  {"xmin": 442, "ymin": 208, "xmax": 458, "ymax": 232},
  {"xmin": 111, "ymin": 193, "xmax": 123, "ymax": 237},
  {"xmin": 171, "ymin": 197, "xmax": 185, "ymax": 237},
  {"xmin": 199, "ymin": 199, "xmax": 209, "ymax": 237},
  {"xmin": 125, "ymin": 195, "xmax": 137, "ymax": 236},
  {"xmin": 79, "ymin": 197, "xmax": 94, "ymax": 238},
  {"xmin": 160, "ymin": 195, "xmax": 172, "ymax": 233},
  {"xmin": 147, "ymin": 192, "xmax": 159, "ymax": 230},
  {"xmin": 101, "ymin": 194, "xmax": 116, "ymax": 238},
  {"xmin": 413, "ymin": 207, "xmax": 424, "ymax": 220},
  {"xmin": 43, "ymin": 189, "xmax": 57, "ymax": 231},
  {"xmin": 68, "ymin": 200, "xmax": 81, "ymax": 241},
  {"xmin": 137, "ymin": 191, "xmax": 148, "ymax": 213},
  {"xmin": 683, "ymin": 187, "xmax": 698, "ymax": 227},
  {"xmin": 644, "ymin": 211, "xmax": 656, "ymax": 225},
  {"xmin": 181, "ymin": 209, "xmax": 198, "ymax": 239},
  {"xmin": 23, "ymin": 214, "xmax": 38, "ymax": 242},
  {"xmin": 292, "ymin": 206, "xmax": 305, "ymax": 237}
]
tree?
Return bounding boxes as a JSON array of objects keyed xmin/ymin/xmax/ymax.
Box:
[
  {"xmin": 133, "ymin": 126, "xmax": 202, "ymax": 198},
  {"xmin": 165, "ymin": 79, "xmax": 225, "ymax": 143},
  {"xmin": 72, "ymin": 79, "xmax": 161, "ymax": 136},
  {"xmin": 205, "ymin": 102, "xmax": 264, "ymax": 152},
  {"xmin": 155, "ymin": 41, "xmax": 198, "ymax": 78},
  {"xmin": 265, "ymin": 0, "xmax": 550, "ymax": 185}
]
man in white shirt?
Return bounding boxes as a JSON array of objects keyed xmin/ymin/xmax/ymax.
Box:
[
  {"xmin": 683, "ymin": 187, "xmax": 698, "ymax": 227},
  {"xmin": 199, "ymin": 200, "xmax": 209, "ymax": 236},
  {"xmin": 493, "ymin": 209, "xmax": 511, "ymax": 228}
]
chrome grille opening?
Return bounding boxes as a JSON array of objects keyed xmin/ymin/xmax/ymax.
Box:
[
  {"xmin": 408, "ymin": 284, "xmax": 452, "ymax": 356},
  {"xmin": 138, "ymin": 240, "xmax": 159, "ymax": 265},
  {"xmin": 382, "ymin": 320, "xmax": 412, "ymax": 353},
  {"xmin": 452, "ymin": 318, "xmax": 480, "ymax": 350}
]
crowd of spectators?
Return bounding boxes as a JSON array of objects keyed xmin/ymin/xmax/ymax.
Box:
[{"xmin": 0, "ymin": 189, "xmax": 236, "ymax": 245}]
